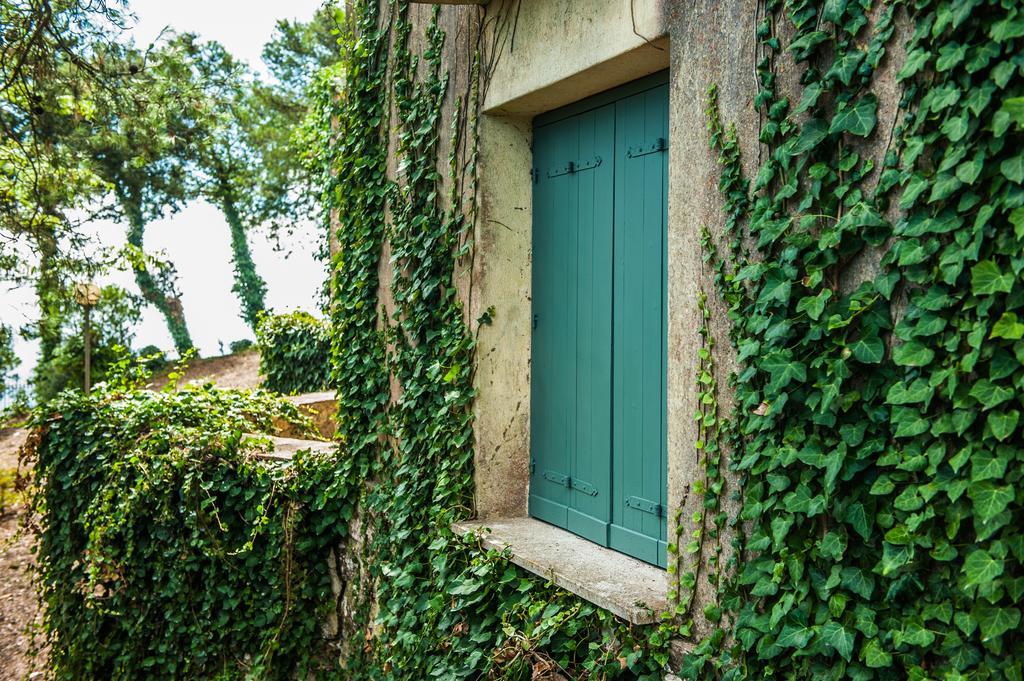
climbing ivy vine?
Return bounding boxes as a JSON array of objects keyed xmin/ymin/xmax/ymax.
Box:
[{"xmin": 683, "ymin": 1, "xmax": 1024, "ymax": 679}]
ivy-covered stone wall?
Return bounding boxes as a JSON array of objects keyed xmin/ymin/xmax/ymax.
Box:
[{"xmin": 319, "ymin": 0, "xmax": 1024, "ymax": 678}]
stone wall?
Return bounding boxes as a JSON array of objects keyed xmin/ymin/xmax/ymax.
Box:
[{"xmin": 331, "ymin": 0, "xmax": 915, "ymax": 657}]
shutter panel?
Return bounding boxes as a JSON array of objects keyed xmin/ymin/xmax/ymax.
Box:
[
  {"xmin": 529, "ymin": 117, "xmax": 575, "ymax": 528},
  {"xmin": 610, "ymin": 84, "xmax": 669, "ymax": 568},
  {"xmin": 565, "ymin": 105, "xmax": 613, "ymax": 545}
]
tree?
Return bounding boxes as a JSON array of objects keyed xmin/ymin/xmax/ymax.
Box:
[
  {"xmin": 255, "ymin": 6, "xmax": 342, "ymax": 245},
  {"xmin": 32, "ymin": 284, "xmax": 142, "ymax": 401},
  {"xmin": 174, "ymin": 8, "xmax": 340, "ymax": 332},
  {"xmin": 1, "ymin": 1, "xmax": 127, "ymax": 373},
  {"xmin": 81, "ymin": 40, "xmax": 203, "ymax": 354},
  {"xmin": 170, "ymin": 35, "xmax": 268, "ymax": 330}
]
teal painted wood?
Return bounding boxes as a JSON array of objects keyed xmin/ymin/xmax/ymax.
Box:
[
  {"xmin": 530, "ymin": 74, "xmax": 668, "ymax": 568},
  {"xmin": 610, "ymin": 83, "xmax": 669, "ymax": 568},
  {"xmin": 567, "ymin": 105, "xmax": 614, "ymax": 546},
  {"xmin": 529, "ymin": 116, "xmax": 574, "ymax": 529}
]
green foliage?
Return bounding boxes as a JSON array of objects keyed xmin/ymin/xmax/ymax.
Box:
[
  {"xmin": 32, "ymin": 285, "xmax": 143, "ymax": 403},
  {"xmin": 256, "ymin": 311, "xmax": 331, "ymax": 394},
  {"xmin": 0, "ymin": 323, "xmax": 19, "ymax": 387},
  {"xmin": 229, "ymin": 338, "xmax": 255, "ymax": 354},
  {"xmin": 686, "ymin": 1, "xmax": 1024, "ymax": 679},
  {"xmin": 26, "ymin": 375, "xmax": 348, "ymax": 680}
]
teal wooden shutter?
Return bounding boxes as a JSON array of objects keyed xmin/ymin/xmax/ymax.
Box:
[
  {"xmin": 566, "ymin": 106, "xmax": 614, "ymax": 544},
  {"xmin": 530, "ymin": 116, "xmax": 575, "ymax": 529},
  {"xmin": 610, "ymin": 83, "xmax": 669, "ymax": 568},
  {"xmin": 530, "ymin": 105, "xmax": 614, "ymax": 543},
  {"xmin": 530, "ymin": 73, "xmax": 668, "ymax": 568}
]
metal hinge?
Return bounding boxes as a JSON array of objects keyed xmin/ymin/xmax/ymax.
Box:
[
  {"xmin": 547, "ymin": 161, "xmax": 575, "ymax": 178},
  {"xmin": 627, "ymin": 137, "xmax": 668, "ymax": 158},
  {"xmin": 626, "ymin": 495, "xmax": 663, "ymax": 516},
  {"xmin": 571, "ymin": 478, "xmax": 598, "ymax": 497},
  {"xmin": 532, "ymin": 314, "xmax": 538, "ymax": 330},
  {"xmin": 543, "ymin": 470, "xmax": 569, "ymax": 486},
  {"xmin": 546, "ymin": 156, "xmax": 602, "ymax": 178}
]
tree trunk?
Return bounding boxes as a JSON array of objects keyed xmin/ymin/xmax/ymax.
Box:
[
  {"xmin": 220, "ymin": 191, "xmax": 267, "ymax": 331},
  {"xmin": 118, "ymin": 187, "xmax": 195, "ymax": 355},
  {"xmin": 34, "ymin": 227, "xmax": 62, "ymax": 367}
]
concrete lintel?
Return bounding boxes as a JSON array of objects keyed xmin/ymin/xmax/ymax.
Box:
[{"xmin": 453, "ymin": 517, "xmax": 669, "ymax": 624}]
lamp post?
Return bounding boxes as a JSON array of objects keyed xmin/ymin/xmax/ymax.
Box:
[{"xmin": 73, "ymin": 282, "xmax": 101, "ymax": 394}]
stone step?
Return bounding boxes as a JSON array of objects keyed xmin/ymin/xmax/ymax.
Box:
[
  {"xmin": 275, "ymin": 391, "xmax": 337, "ymax": 440},
  {"xmin": 244, "ymin": 434, "xmax": 335, "ymax": 463}
]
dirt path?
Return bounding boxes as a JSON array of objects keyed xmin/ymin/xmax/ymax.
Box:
[
  {"xmin": 0, "ymin": 509, "xmax": 43, "ymax": 680},
  {"xmin": 148, "ymin": 348, "xmax": 263, "ymax": 391}
]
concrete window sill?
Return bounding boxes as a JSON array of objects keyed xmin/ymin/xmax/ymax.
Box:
[{"xmin": 452, "ymin": 517, "xmax": 669, "ymax": 625}]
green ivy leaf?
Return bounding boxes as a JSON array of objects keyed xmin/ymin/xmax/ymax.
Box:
[
  {"xmin": 968, "ymin": 379, "xmax": 1014, "ymax": 409},
  {"xmin": 829, "ymin": 95, "xmax": 878, "ymax": 137},
  {"xmin": 972, "ymin": 449, "xmax": 1010, "ymax": 481},
  {"xmin": 796, "ymin": 289, "xmax": 832, "ymax": 321},
  {"xmin": 844, "ymin": 502, "xmax": 871, "ymax": 541},
  {"xmin": 999, "ymin": 97, "xmax": 1024, "ymax": 128},
  {"xmin": 990, "ymin": 312, "xmax": 1024, "ymax": 339},
  {"xmin": 990, "ymin": 13, "xmax": 1024, "ymax": 42},
  {"xmin": 758, "ymin": 269, "xmax": 792, "ymax": 307},
  {"xmin": 861, "ymin": 638, "xmax": 893, "ymax": 668},
  {"xmin": 963, "ymin": 548, "xmax": 1004, "ymax": 587},
  {"xmin": 1009, "ymin": 206, "xmax": 1024, "ymax": 239},
  {"xmin": 762, "ymin": 352, "xmax": 807, "ymax": 392},
  {"xmin": 1002, "ymin": 153, "xmax": 1024, "ymax": 184},
  {"xmin": 820, "ymin": 621, "xmax": 855, "ymax": 661},
  {"xmin": 820, "ymin": 0, "xmax": 847, "ymax": 23},
  {"xmin": 849, "ymin": 333, "xmax": 884, "ymax": 363},
  {"xmin": 886, "ymin": 378, "xmax": 933, "ymax": 405},
  {"xmin": 968, "ymin": 481, "xmax": 1014, "ymax": 524},
  {"xmin": 971, "ymin": 260, "xmax": 1014, "ymax": 295},
  {"xmin": 972, "ymin": 603, "xmax": 1021, "ymax": 642},
  {"xmin": 841, "ymin": 567, "xmax": 874, "ymax": 599},
  {"xmin": 898, "ymin": 49, "xmax": 929, "ymax": 80},
  {"xmin": 783, "ymin": 484, "xmax": 826, "ymax": 516},
  {"xmin": 892, "ymin": 340, "xmax": 934, "ymax": 367},
  {"xmin": 988, "ymin": 410, "xmax": 1019, "ymax": 442},
  {"xmin": 791, "ymin": 119, "xmax": 829, "ymax": 154},
  {"xmin": 776, "ymin": 623, "xmax": 814, "ymax": 649}
]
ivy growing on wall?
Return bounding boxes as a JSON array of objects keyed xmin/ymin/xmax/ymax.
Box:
[
  {"xmin": 683, "ymin": 0, "xmax": 1024, "ymax": 678},
  {"xmin": 320, "ymin": 1, "xmax": 670, "ymax": 678}
]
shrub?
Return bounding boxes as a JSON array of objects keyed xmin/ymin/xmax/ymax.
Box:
[
  {"xmin": 229, "ymin": 338, "xmax": 254, "ymax": 354},
  {"xmin": 255, "ymin": 311, "xmax": 331, "ymax": 394},
  {"xmin": 136, "ymin": 344, "xmax": 168, "ymax": 370},
  {"xmin": 25, "ymin": 379, "xmax": 345, "ymax": 679}
]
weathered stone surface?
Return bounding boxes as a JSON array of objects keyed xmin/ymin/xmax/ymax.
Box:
[
  {"xmin": 453, "ymin": 517, "xmax": 669, "ymax": 624},
  {"xmin": 274, "ymin": 391, "xmax": 338, "ymax": 440},
  {"xmin": 242, "ymin": 434, "xmax": 335, "ymax": 462}
]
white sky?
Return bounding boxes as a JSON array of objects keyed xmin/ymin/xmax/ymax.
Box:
[{"xmin": 4, "ymin": 0, "xmax": 328, "ymax": 382}]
